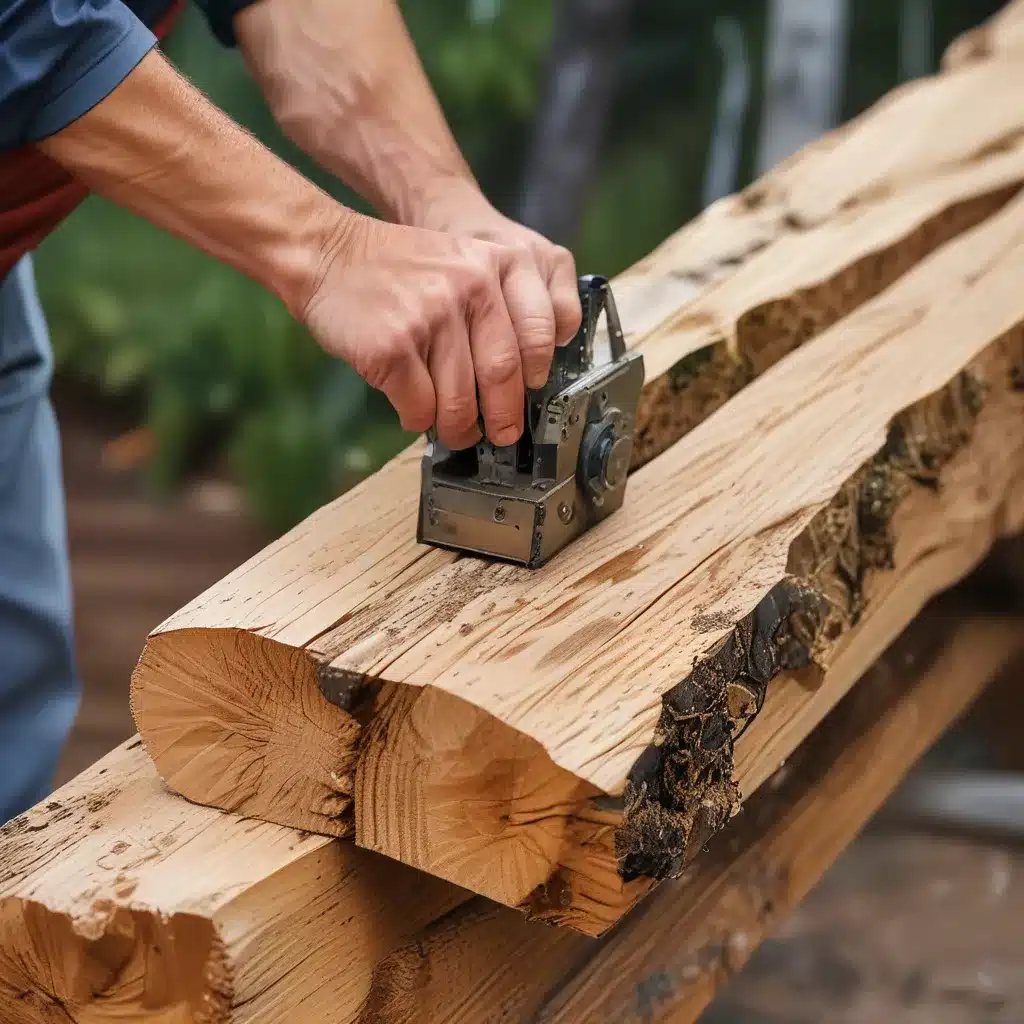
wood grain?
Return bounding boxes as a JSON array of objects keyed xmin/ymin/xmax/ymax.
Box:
[
  {"xmin": 147, "ymin": 181, "xmax": 1024, "ymax": 925},
  {"xmin": 0, "ymin": 739, "xmax": 466, "ymax": 1024},
  {"xmin": 131, "ymin": 22, "xmax": 1024, "ymax": 926},
  {"xmin": 534, "ymin": 607, "xmax": 1024, "ymax": 1023}
]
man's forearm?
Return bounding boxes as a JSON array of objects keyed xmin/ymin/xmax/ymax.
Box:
[
  {"xmin": 38, "ymin": 48, "xmax": 350, "ymax": 318},
  {"xmin": 235, "ymin": 0, "xmax": 480, "ymax": 228},
  {"xmin": 33, "ymin": 42, "xmax": 556, "ymax": 448}
]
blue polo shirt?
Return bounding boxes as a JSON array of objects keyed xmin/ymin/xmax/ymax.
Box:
[
  {"xmin": 1, "ymin": 5, "xmax": 278, "ymax": 824},
  {"xmin": 0, "ymin": 0, "xmax": 257, "ymax": 152},
  {"xmin": 0, "ymin": 0, "xmax": 259, "ymax": 391}
]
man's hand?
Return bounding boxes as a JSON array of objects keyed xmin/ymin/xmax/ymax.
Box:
[
  {"xmin": 236, "ymin": 0, "xmax": 584, "ymax": 378},
  {"xmin": 304, "ymin": 215, "xmax": 560, "ymax": 449},
  {"xmin": 412, "ymin": 179, "xmax": 583, "ymax": 354},
  {"xmin": 43, "ymin": 2, "xmax": 587, "ymax": 451},
  {"xmin": 39, "ymin": 49, "xmax": 555, "ymax": 448}
]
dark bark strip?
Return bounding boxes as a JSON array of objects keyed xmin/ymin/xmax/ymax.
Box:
[
  {"xmin": 616, "ymin": 341, "xmax": 1020, "ymax": 881},
  {"xmin": 516, "ymin": 0, "xmax": 637, "ymax": 244}
]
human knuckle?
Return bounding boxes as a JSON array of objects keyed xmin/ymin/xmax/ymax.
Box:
[
  {"xmin": 552, "ymin": 245, "xmax": 575, "ymax": 269},
  {"xmin": 464, "ymin": 260, "xmax": 494, "ymax": 297},
  {"xmin": 443, "ymin": 274, "xmax": 461, "ymax": 306},
  {"xmin": 555, "ymin": 243, "xmax": 573, "ymax": 261},
  {"xmin": 398, "ymin": 317, "xmax": 427, "ymax": 351},
  {"xmin": 508, "ymin": 240, "xmax": 533, "ymax": 262},
  {"xmin": 481, "ymin": 240, "xmax": 507, "ymax": 272},
  {"xmin": 362, "ymin": 363, "xmax": 392, "ymax": 392},
  {"xmin": 479, "ymin": 348, "xmax": 521, "ymax": 385},
  {"xmin": 427, "ymin": 274, "xmax": 459, "ymax": 311},
  {"xmin": 363, "ymin": 335, "xmax": 410, "ymax": 390},
  {"xmin": 517, "ymin": 312, "xmax": 556, "ymax": 341},
  {"xmin": 438, "ymin": 394, "xmax": 477, "ymax": 430}
]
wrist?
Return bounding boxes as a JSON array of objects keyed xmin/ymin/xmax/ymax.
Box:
[
  {"xmin": 407, "ymin": 175, "xmax": 498, "ymax": 234},
  {"xmin": 296, "ymin": 205, "xmax": 369, "ymax": 319},
  {"xmin": 271, "ymin": 193, "xmax": 362, "ymax": 321},
  {"xmin": 39, "ymin": 49, "xmax": 364, "ymax": 326},
  {"xmin": 235, "ymin": 0, "xmax": 484, "ymax": 229}
]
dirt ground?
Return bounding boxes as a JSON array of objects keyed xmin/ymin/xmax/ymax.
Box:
[
  {"xmin": 703, "ymin": 831, "xmax": 1024, "ymax": 1024},
  {"xmin": 52, "ymin": 390, "xmax": 1024, "ymax": 1023}
]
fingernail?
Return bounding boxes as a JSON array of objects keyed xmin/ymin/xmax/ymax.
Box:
[
  {"xmin": 442, "ymin": 425, "xmax": 482, "ymax": 451},
  {"xmin": 493, "ymin": 424, "xmax": 522, "ymax": 446}
]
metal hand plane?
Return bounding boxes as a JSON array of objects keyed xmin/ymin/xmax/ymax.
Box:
[{"xmin": 417, "ymin": 274, "xmax": 644, "ymax": 568}]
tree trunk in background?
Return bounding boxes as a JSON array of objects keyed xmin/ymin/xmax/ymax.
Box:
[
  {"xmin": 900, "ymin": 0, "xmax": 934, "ymax": 81},
  {"xmin": 701, "ymin": 16, "xmax": 751, "ymax": 208},
  {"xmin": 515, "ymin": 0, "xmax": 637, "ymax": 245},
  {"xmin": 755, "ymin": 0, "xmax": 850, "ymax": 174}
]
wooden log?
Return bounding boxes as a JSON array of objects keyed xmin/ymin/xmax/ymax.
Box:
[
  {"xmin": 329, "ymin": 606, "xmax": 1024, "ymax": 1024},
  {"xmin": 131, "ymin": 42, "xmax": 1024, "ymax": 929},
  {"xmin": 942, "ymin": 0, "xmax": 1024, "ymax": 71},
  {"xmin": 134, "ymin": 186, "xmax": 1024, "ymax": 927},
  {"xmin": 0, "ymin": 736, "xmax": 458, "ymax": 1024},
  {"xmin": 3, "ymin": 597, "xmax": 1019, "ymax": 1022}
]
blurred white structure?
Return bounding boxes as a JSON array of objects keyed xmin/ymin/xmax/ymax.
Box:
[
  {"xmin": 756, "ymin": 0, "xmax": 850, "ymax": 174},
  {"xmin": 900, "ymin": 0, "xmax": 934, "ymax": 80},
  {"xmin": 702, "ymin": 16, "xmax": 751, "ymax": 207}
]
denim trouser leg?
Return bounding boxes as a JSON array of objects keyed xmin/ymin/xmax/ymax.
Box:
[{"xmin": 0, "ymin": 256, "xmax": 80, "ymax": 825}]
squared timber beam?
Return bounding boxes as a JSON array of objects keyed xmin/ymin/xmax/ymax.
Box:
[{"xmin": 130, "ymin": 5, "xmax": 1024, "ymax": 934}]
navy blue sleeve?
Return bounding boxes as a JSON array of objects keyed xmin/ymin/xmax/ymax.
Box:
[
  {"xmin": 193, "ymin": 0, "xmax": 261, "ymax": 47},
  {"xmin": 0, "ymin": 0, "xmax": 157, "ymax": 150}
]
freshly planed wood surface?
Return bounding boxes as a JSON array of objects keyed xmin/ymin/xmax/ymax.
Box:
[
  {"xmin": 130, "ymin": 26, "xmax": 1024, "ymax": 929},
  {"xmin": 4, "ymin": 596, "xmax": 1019, "ymax": 1022}
]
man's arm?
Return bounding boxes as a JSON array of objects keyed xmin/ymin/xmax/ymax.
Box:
[
  {"xmin": 37, "ymin": 47, "xmax": 332, "ymax": 318},
  {"xmin": 235, "ymin": 0, "xmax": 474, "ymax": 230},
  {"xmin": 232, "ymin": 0, "xmax": 583, "ymax": 353},
  {"xmin": 37, "ymin": 47, "xmax": 545, "ymax": 448}
]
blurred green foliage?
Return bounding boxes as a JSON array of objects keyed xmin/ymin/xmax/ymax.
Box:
[{"xmin": 35, "ymin": 0, "xmax": 1002, "ymax": 532}]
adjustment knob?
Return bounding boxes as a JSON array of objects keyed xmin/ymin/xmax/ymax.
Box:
[
  {"xmin": 601, "ymin": 434, "xmax": 632, "ymax": 490},
  {"xmin": 582, "ymin": 417, "xmax": 632, "ymax": 500}
]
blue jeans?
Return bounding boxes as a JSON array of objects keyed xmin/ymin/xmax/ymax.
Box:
[{"xmin": 0, "ymin": 256, "xmax": 80, "ymax": 824}]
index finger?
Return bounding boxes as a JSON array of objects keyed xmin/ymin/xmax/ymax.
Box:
[{"xmin": 500, "ymin": 256, "xmax": 557, "ymax": 390}]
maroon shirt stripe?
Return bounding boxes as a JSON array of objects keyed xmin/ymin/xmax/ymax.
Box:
[{"xmin": 0, "ymin": 0, "xmax": 186, "ymax": 280}]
